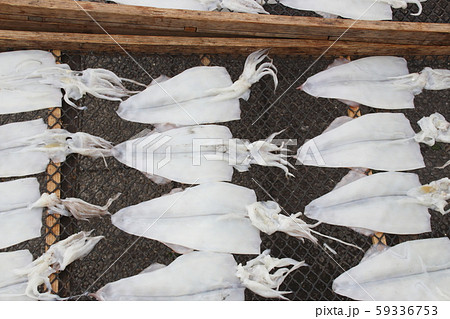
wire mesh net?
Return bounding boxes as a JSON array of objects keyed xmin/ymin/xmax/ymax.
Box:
[{"xmin": 1, "ymin": 50, "xmax": 447, "ymax": 300}]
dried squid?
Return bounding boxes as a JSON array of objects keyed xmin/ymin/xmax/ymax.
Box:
[
  {"xmin": 0, "ymin": 120, "xmax": 291, "ymax": 183},
  {"xmin": 264, "ymin": 0, "xmax": 426, "ymax": 20},
  {"xmin": 333, "ymin": 237, "xmax": 450, "ymax": 300},
  {"xmin": 117, "ymin": 49, "xmax": 277, "ymax": 126},
  {"xmin": 92, "ymin": 249, "xmax": 305, "ymax": 300},
  {"xmin": 299, "ymin": 56, "xmax": 449, "ymax": 110},
  {"xmin": 0, "ymin": 178, "xmax": 42, "ymax": 249},
  {"xmin": 0, "ymin": 119, "xmax": 112, "ymax": 178},
  {"xmin": 31, "ymin": 192, "xmax": 121, "ymax": 221},
  {"xmin": 0, "ymin": 250, "xmax": 34, "ymax": 301},
  {"xmin": 111, "ymin": 125, "xmax": 292, "ymax": 184},
  {"xmin": 305, "ymin": 172, "xmax": 449, "ymax": 236},
  {"xmin": 112, "ymin": 181, "xmax": 362, "ymax": 255},
  {"xmin": 0, "ymin": 177, "xmax": 116, "ymax": 249},
  {"xmin": 0, "ymin": 50, "xmax": 141, "ymax": 114},
  {"xmin": 112, "ymin": 182, "xmax": 320, "ymax": 255},
  {"xmin": 296, "ymin": 112, "xmax": 448, "ymax": 171},
  {"xmin": 112, "ymin": 0, "xmax": 269, "ymax": 14},
  {"xmin": 0, "ymin": 231, "xmax": 102, "ymax": 301},
  {"xmin": 16, "ymin": 231, "xmax": 103, "ymax": 300}
]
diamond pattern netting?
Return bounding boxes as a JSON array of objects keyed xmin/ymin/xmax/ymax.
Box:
[{"xmin": 2, "ymin": 51, "xmax": 447, "ymax": 301}]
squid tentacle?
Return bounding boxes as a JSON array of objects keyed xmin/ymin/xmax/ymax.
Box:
[
  {"xmin": 30, "ymin": 193, "xmax": 121, "ymax": 221},
  {"xmin": 234, "ymin": 131, "xmax": 294, "ymax": 177},
  {"xmin": 208, "ymin": 49, "xmax": 277, "ymax": 100},
  {"xmin": 15, "ymin": 231, "xmax": 103, "ymax": 300},
  {"xmin": 236, "ymin": 249, "xmax": 306, "ymax": 300}
]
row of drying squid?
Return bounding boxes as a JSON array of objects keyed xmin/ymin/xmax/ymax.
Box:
[
  {"xmin": 0, "ymin": 49, "xmax": 448, "ymax": 301},
  {"xmin": 111, "ymin": 0, "xmax": 427, "ymax": 21}
]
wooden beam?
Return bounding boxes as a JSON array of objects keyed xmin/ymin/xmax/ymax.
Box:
[
  {"xmin": 45, "ymin": 49, "xmax": 62, "ymax": 295},
  {"xmin": 0, "ymin": 0, "xmax": 448, "ymax": 46},
  {"xmin": 0, "ymin": 30, "xmax": 448, "ymax": 56}
]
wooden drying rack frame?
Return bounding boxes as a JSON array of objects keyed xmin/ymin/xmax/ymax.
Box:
[{"xmin": 0, "ymin": 0, "xmax": 448, "ymax": 55}]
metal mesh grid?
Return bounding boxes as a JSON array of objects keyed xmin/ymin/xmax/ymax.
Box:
[
  {"xmin": 87, "ymin": 0, "xmax": 450, "ymax": 23},
  {"xmin": 1, "ymin": 51, "xmax": 446, "ymax": 301}
]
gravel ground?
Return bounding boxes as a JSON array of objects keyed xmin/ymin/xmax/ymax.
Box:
[{"xmin": 32, "ymin": 52, "xmax": 448, "ymax": 301}]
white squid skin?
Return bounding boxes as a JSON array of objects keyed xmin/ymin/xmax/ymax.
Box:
[
  {"xmin": 0, "ymin": 50, "xmax": 142, "ymax": 114},
  {"xmin": 0, "ymin": 118, "xmax": 113, "ymax": 178},
  {"xmin": 0, "ymin": 250, "xmax": 34, "ymax": 301},
  {"xmin": 112, "ymin": 124, "xmax": 291, "ymax": 184},
  {"xmin": 333, "ymin": 237, "xmax": 450, "ymax": 301},
  {"xmin": 117, "ymin": 49, "xmax": 277, "ymax": 126},
  {"xmin": 0, "ymin": 120, "xmax": 291, "ymax": 182},
  {"xmin": 93, "ymin": 251, "xmax": 245, "ymax": 301},
  {"xmin": 0, "ymin": 118, "xmax": 50, "ymax": 177},
  {"xmin": 305, "ymin": 172, "xmax": 438, "ymax": 236},
  {"xmin": 113, "ymin": 0, "xmax": 269, "ymax": 13},
  {"xmin": 112, "ymin": 125, "xmax": 234, "ymax": 184},
  {"xmin": 111, "ymin": 182, "xmax": 262, "ymax": 254},
  {"xmin": 112, "ymin": 182, "xmax": 360, "ymax": 254},
  {"xmin": 300, "ymin": 56, "xmax": 448, "ymax": 110},
  {"xmin": 0, "ymin": 178, "xmax": 42, "ymax": 249},
  {"xmin": 92, "ymin": 249, "xmax": 304, "ymax": 301},
  {"xmin": 296, "ymin": 113, "xmax": 425, "ymax": 171},
  {"xmin": 112, "ymin": 0, "xmax": 217, "ymax": 11},
  {"xmin": 0, "ymin": 50, "xmax": 62, "ymax": 114}
]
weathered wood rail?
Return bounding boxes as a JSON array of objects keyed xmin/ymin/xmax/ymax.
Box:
[{"xmin": 0, "ymin": 0, "xmax": 448, "ymax": 55}]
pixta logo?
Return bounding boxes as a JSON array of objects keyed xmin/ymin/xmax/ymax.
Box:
[
  {"xmin": 296, "ymin": 139, "xmax": 325, "ymax": 166},
  {"xmin": 125, "ymin": 132, "xmax": 172, "ymax": 174}
]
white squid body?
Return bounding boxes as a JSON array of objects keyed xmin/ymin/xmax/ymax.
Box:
[
  {"xmin": 300, "ymin": 56, "xmax": 450, "ymax": 110},
  {"xmin": 112, "ymin": 182, "xmax": 319, "ymax": 254},
  {"xmin": 117, "ymin": 49, "xmax": 277, "ymax": 125},
  {"xmin": 0, "ymin": 119, "xmax": 113, "ymax": 178},
  {"xmin": 333, "ymin": 237, "xmax": 450, "ymax": 300},
  {"xmin": 94, "ymin": 251, "xmax": 245, "ymax": 300},
  {"xmin": 268, "ymin": 0, "xmax": 425, "ymax": 20},
  {"xmin": 0, "ymin": 178, "xmax": 42, "ymax": 249},
  {"xmin": 112, "ymin": 0, "xmax": 269, "ymax": 14},
  {"xmin": 296, "ymin": 113, "xmax": 424, "ymax": 171},
  {"xmin": 112, "ymin": 125, "xmax": 291, "ymax": 184},
  {"xmin": 300, "ymin": 56, "xmax": 450, "ymax": 109},
  {"xmin": 0, "ymin": 50, "xmax": 141, "ymax": 114},
  {"xmin": 112, "ymin": 182, "xmax": 261, "ymax": 254},
  {"xmin": 0, "ymin": 250, "xmax": 34, "ymax": 301},
  {"xmin": 0, "ymin": 50, "xmax": 62, "ymax": 114},
  {"xmin": 93, "ymin": 250, "xmax": 305, "ymax": 301},
  {"xmin": 305, "ymin": 172, "xmax": 442, "ymax": 236}
]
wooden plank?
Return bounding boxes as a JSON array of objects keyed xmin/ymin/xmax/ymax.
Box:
[
  {"xmin": 0, "ymin": 30, "xmax": 448, "ymax": 56},
  {"xmin": 0, "ymin": 0, "xmax": 448, "ymax": 46},
  {"xmin": 45, "ymin": 49, "xmax": 62, "ymax": 294},
  {"xmin": 0, "ymin": 15, "xmax": 328, "ymax": 40}
]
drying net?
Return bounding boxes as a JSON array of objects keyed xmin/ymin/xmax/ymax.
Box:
[{"xmin": 1, "ymin": 50, "xmax": 448, "ymax": 300}]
